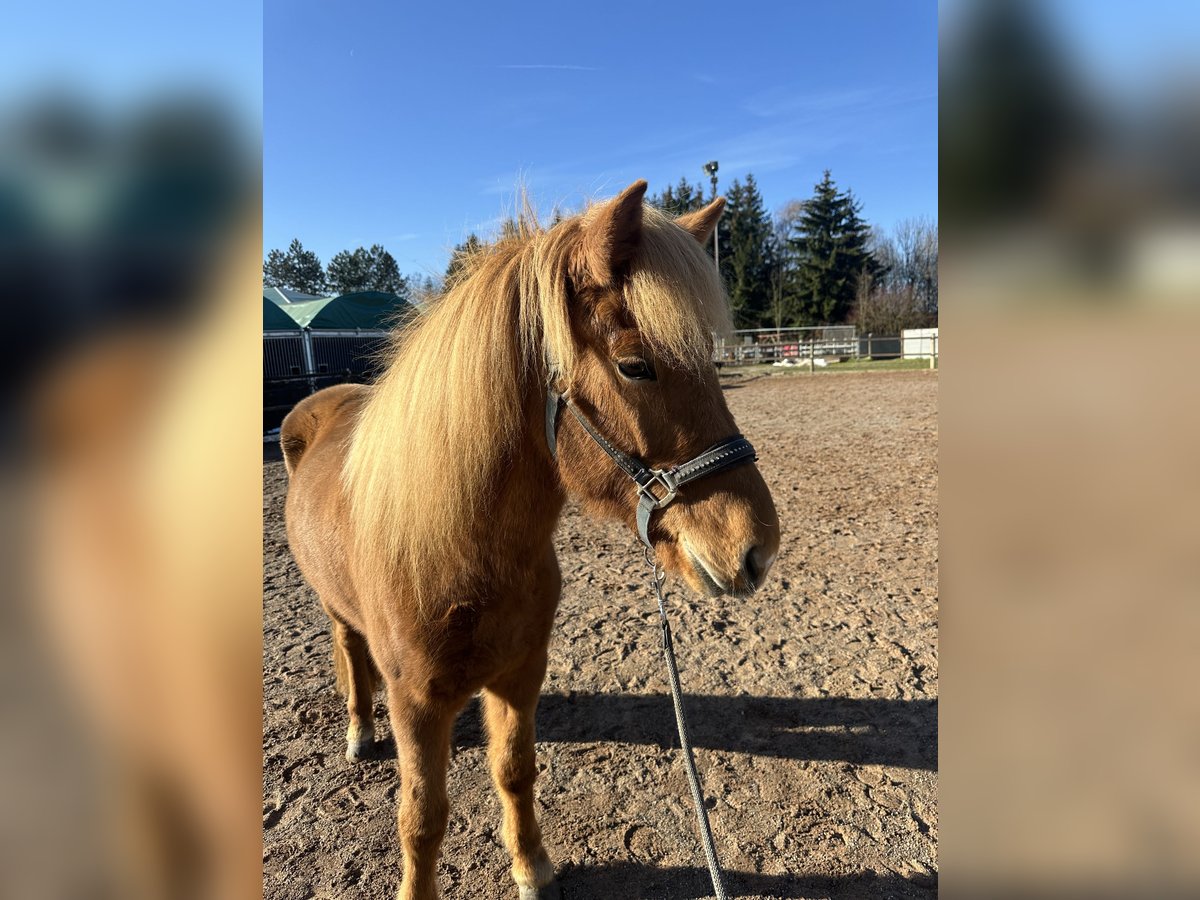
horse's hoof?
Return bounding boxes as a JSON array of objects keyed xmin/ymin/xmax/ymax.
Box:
[
  {"xmin": 346, "ymin": 725, "xmax": 375, "ymax": 762},
  {"xmin": 518, "ymin": 881, "xmax": 561, "ymax": 900},
  {"xmin": 345, "ymin": 736, "xmax": 375, "ymax": 762}
]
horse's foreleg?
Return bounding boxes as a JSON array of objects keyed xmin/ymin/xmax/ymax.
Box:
[
  {"xmin": 388, "ymin": 686, "xmax": 455, "ymax": 900},
  {"xmin": 332, "ymin": 620, "xmax": 376, "ymax": 761},
  {"xmin": 483, "ymin": 653, "xmax": 559, "ymax": 900}
]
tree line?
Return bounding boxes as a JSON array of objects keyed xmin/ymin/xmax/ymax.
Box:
[
  {"xmin": 263, "ymin": 240, "xmax": 435, "ymax": 301},
  {"xmin": 650, "ymin": 170, "xmax": 937, "ymax": 331},
  {"xmin": 268, "ymin": 170, "xmax": 936, "ymax": 332}
]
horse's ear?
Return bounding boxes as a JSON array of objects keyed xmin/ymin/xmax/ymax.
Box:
[
  {"xmin": 578, "ymin": 180, "xmax": 648, "ymax": 285},
  {"xmin": 676, "ymin": 197, "xmax": 726, "ymax": 244}
]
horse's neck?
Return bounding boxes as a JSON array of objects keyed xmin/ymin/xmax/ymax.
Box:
[{"xmin": 471, "ymin": 381, "xmax": 565, "ymax": 555}]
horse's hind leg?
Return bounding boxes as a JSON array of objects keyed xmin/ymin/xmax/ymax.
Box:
[
  {"xmin": 331, "ymin": 619, "xmax": 377, "ymax": 761},
  {"xmin": 483, "ymin": 651, "xmax": 559, "ymax": 900}
]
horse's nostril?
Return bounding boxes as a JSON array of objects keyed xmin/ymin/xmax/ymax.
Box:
[{"xmin": 743, "ymin": 544, "xmax": 768, "ymax": 589}]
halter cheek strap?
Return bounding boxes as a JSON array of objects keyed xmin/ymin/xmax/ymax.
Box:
[{"xmin": 545, "ymin": 386, "xmax": 758, "ymax": 548}]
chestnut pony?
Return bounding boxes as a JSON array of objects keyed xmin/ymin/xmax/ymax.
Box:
[{"xmin": 281, "ymin": 181, "xmax": 779, "ymax": 900}]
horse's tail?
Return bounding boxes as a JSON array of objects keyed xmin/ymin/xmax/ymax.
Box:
[{"xmin": 279, "ymin": 383, "xmax": 367, "ymax": 476}]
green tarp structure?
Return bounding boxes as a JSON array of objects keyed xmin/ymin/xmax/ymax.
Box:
[
  {"xmin": 263, "ymin": 296, "xmax": 301, "ymax": 331},
  {"xmin": 269, "ymin": 296, "xmax": 333, "ymax": 329},
  {"xmin": 264, "ymin": 286, "xmax": 413, "ymax": 331},
  {"xmin": 309, "ymin": 291, "xmax": 413, "ymax": 330}
]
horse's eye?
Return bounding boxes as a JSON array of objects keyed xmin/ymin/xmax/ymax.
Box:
[{"xmin": 616, "ymin": 358, "xmax": 656, "ymax": 382}]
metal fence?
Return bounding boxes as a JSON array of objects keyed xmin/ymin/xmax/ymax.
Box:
[
  {"xmin": 263, "ymin": 374, "xmax": 350, "ymax": 433},
  {"xmin": 263, "ymin": 332, "xmax": 306, "ymax": 379},
  {"xmin": 264, "ymin": 329, "xmax": 391, "ymax": 431},
  {"xmin": 265, "ymin": 325, "xmax": 938, "ymax": 432}
]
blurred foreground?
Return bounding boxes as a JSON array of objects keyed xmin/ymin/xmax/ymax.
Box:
[
  {"xmin": 942, "ymin": 1, "xmax": 1200, "ymax": 896},
  {"xmin": 1, "ymin": 42, "xmax": 262, "ymax": 900}
]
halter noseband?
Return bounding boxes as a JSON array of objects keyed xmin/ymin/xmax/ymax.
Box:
[{"xmin": 545, "ymin": 386, "xmax": 758, "ymax": 548}]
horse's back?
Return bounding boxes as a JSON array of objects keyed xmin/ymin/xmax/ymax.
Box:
[{"xmin": 280, "ymin": 382, "xmax": 367, "ymax": 476}]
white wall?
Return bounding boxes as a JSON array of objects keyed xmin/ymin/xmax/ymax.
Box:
[{"xmin": 902, "ymin": 327, "xmax": 939, "ymax": 359}]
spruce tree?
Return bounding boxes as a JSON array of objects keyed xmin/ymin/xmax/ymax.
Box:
[
  {"xmin": 716, "ymin": 179, "xmax": 741, "ymax": 302},
  {"xmin": 719, "ymin": 174, "xmax": 773, "ymax": 328},
  {"xmin": 650, "ymin": 177, "xmax": 706, "ymax": 216},
  {"xmin": 787, "ymin": 171, "xmax": 879, "ymax": 323}
]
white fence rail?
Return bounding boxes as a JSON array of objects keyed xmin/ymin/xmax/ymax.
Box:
[
  {"xmin": 718, "ymin": 326, "xmax": 938, "ymax": 368},
  {"xmin": 716, "ymin": 326, "xmax": 858, "ymax": 366}
]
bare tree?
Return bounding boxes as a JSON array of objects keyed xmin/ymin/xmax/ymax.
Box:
[
  {"xmin": 766, "ymin": 200, "xmax": 807, "ymax": 331},
  {"xmin": 893, "ymin": 216, "xmax": 939, "ymax": 316},
  {"xmin": 868, "ymin": 226, "xmax": 900, "ymax": 285},
  {"xmin": 868, "ymin": 217, "xmax": 938, "ymax": 319},
  {"xmin": 852, "ymin": 272, "xmax": 931, "ymax": 335}
]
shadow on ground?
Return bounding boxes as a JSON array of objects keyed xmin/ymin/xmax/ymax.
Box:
[
  {"xmin": 556, "ymin": 862, "xmax": 935, "ymax": 899},
  {"xmin": 358, "ymin": 694, "xmax": 937, "ymax": 771},
  {"xmin": 538, "ymin": 693, "xmax": 936, "ymax": 770}
]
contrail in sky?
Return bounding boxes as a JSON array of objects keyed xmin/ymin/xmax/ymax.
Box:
[{"xmin": 500, "ymin": 64, "xmax": 599, "ymax": 71}]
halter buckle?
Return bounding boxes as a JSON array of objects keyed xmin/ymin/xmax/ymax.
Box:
[{"xmin": 636, "ymin": 468, "xmax": 680, "ymax": 510}]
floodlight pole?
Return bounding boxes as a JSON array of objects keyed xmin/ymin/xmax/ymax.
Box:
[
  {"xmin": 713, "ymin": 209, "xmax": 718, "ymax": 269},
  {"xmin": 703, "ymin": 160, "xmax": 719, "ymax": 269}
]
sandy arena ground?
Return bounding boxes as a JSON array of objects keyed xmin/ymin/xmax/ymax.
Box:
[{"xmin": 263, "ymin": 371, "xmax": 938, "ymax": 899}]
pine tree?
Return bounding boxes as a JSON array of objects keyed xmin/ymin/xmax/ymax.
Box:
[
  {"xmin": 290, "ymin": 240, "xmax": 327, "ymax": 294},
  {"xmin": 787, "ymin": 171, "xmax": 880, "ymax": 323},
  {"xmin": 444, "ymin": 234, "xmax": 483, "ymax": 286},
  {"xmin": 719, "ymin": 174, "xmax": 773, "ymax": 328},
  {"xmin": 263, "ymin": 248, "xmax": 290, "ymax": 288},
  {"xmin": 326, "ymin": 247, "xmax": 374, "ymax": 294},
  {"xmin": 366, "ymin": 244, "xmax": 408, "ymax": 297},
  {"xmin": 322, "ymin": 245, "xmax": 411, "ymax": 296},
  {"xmin": 263, "ymin": 239, "xmax": 326, "ymax": 294}
]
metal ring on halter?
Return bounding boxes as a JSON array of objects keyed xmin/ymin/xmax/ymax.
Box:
[
  {"xmin": 545, "ymin": 385, "xmax": 757, "ymax": 549},
  {"xmin": 635, "ymin": 468, "xmax": 679, "ymax": 509}
]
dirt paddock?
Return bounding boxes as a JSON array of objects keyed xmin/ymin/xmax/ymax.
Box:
[{"xmin": 263, "ymin": 371, "xmax": 938, "ymax": 899}]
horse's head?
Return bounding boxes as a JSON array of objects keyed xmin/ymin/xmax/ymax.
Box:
[{"xmin": 547, "ymin": 180, "xmax": 780, "ymax": 597}]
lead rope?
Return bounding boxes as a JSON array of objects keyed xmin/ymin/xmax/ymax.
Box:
[
  {"xmin": 646, "ymin": 548, "xmax": 729, "ymax": 900},
  {"xmin": 546, "ymin": 387, "xmax": 743, "ymax": 897}
]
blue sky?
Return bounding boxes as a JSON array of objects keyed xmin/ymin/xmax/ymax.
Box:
[
  {"xmin": 1, "ymin": 1, "xmax": 261, "ymax": 115},
  {"xmin": 265, "ymin": 1, "xmax": 938, "ymax": 280}
]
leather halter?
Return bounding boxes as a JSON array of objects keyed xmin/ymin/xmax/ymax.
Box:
[{"xmin": 545, "ymin": 386, "xmax": 758, "ymax": 548}]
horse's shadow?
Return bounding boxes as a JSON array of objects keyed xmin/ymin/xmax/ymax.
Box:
[
  {"xmin": 555, "ymin": 861, "xmax": 935, "ymax": 899},
  {"xmin": 369, "ymin": 693, "xmax": 936, "ymax": 771},
  {"xmin": 361, "ymin": 696, "xmax": 937, "ymax": 898}
]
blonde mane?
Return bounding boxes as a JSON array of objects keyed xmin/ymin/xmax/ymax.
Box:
[{"xmin": 341, "ymin": 201, "xmax": 731, "ymax": 612}]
